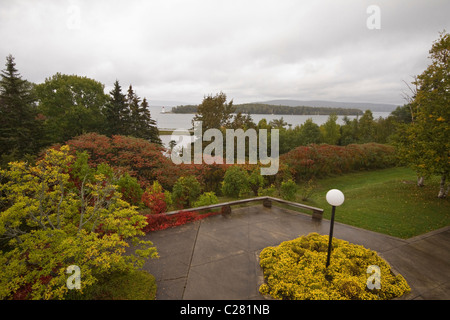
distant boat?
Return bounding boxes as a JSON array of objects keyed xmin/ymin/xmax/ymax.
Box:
[{"xmin": 161, "ymin": 107, "xmax": 166, "ymax": 114}]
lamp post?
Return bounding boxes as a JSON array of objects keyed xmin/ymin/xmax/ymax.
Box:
[{"xmin": 325, "ymin": 189, "xmax": 345, "ymax": 268}]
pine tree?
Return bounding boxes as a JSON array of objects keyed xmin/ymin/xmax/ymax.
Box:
[{"xmin": 0, "ymin": 55, "xmax": 40, "ymax": 162}]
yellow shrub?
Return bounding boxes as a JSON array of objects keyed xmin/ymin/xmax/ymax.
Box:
[{"xmin": 259, "ymin": 233, "xmax": 410, "ymax": 300}]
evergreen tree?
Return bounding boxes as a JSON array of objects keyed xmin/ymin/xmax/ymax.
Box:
[
  {"xmin": 103, "ymin": 80, "xmax": 128, "ymax": 136},
  {"xmin": 138, "ymin": 97, "xmax": 161, "ymax": 144},
  {"xmin": 0, "ymin": 55, "xmax": 41, "ymax": 162},
  {"xmin": 126, "ymin": 85, "xmax": 141, "ymax": 136},
  {"xmin": 123, "ymin": 85, "xmax": 160, "ymax": 144}
]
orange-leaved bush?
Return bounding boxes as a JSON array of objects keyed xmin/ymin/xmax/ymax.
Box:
[{"xmin": 65, "ymin": 133, "xmax": 181, "ymax": 189}]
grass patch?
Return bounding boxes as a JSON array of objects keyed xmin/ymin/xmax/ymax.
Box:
[
  {"xmin": 144, "ymin": 166, "xmax": 448, "ymax": 239},
  {"xmin": 303, "ymin": 167, "xmax": 449, "ymax": 238}
]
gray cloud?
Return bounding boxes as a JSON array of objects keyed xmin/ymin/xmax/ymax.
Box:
[{"xmin": 1, "ymin": 0, "xmax": 449, "ymax": 106}]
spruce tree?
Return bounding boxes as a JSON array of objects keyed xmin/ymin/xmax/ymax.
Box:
[
  {"xmin": 104, "ymin": 80, "xmax": 128, "ymax": 136},
  {"xmin": 0, "ymin": 55, "xmax": 40, "ymax": 162},
  {"xmin": 126, "ymin": 85, "xmax": 141, "ymax": 136},
  {"xmin": 139, "ymin": 97, "xmax": 161, "ymax": 144},
  {"xmin": 124, "ymin": 85, "xmax": 161, "ymax": 144}
]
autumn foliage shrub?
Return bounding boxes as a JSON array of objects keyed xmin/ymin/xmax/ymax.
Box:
[
  {"xmin": 189, "ymin": 163, "xmax": 229, "ymax": 195},
  {"xmin": 0, "ymin": 146, "xmax": 156, "ymax": 300},
  {"xmin": 280, "ymin": 143, "xmax": 396, "ymax": 182},
  {"xmin": 141, "ymin": 181, "xmax": 172, "ymax": 214},
  {"xmin": 142, "ymin": 191, "xmax": 166, "ymax": 214},
  {"xmin": 259, "ymin": 233, "xmax": 410, "ymax": 300},
  {"xmin": 65, "ymin": 133, "xmax": 181, "ymax": 189}
]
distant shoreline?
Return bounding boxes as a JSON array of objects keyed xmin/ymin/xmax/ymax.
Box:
[
  {"xmin": 170, "ymin": 103, "xmax": 365, "ymax": 116},
  {"xmin": 159, "ymin": 129, "xmax": 192, "ymax": 135}
]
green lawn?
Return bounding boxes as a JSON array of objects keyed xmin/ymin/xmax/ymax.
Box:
[
  {"xmin": 158, "ymin": 166, "xmax": 448, "ymax": 239},
  {"xmin": 301, "ymin": 167, "xmax": 449, "ymax": 239}
]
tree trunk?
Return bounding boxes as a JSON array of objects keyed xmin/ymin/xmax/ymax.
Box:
[
  {"xmin": 417, "ymin": 176, "xmax": 425, "ymax": 187},
  {"xmin": 438, "ymin": 175, "xmax": 448, "ymax": 198}
]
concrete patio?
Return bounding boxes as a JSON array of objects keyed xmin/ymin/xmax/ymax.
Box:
[{"xmin": 139, "ymin": 204, "xmax": 450, "ymax": 300}]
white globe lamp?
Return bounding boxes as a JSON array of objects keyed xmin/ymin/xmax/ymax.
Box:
[
  {"xmin": 326, "ymin": 189, "xmax": 345, "ymax": 207},
  {"xmin": 325, "ymin": 189, "xmax": 345, "ymax": 267}
]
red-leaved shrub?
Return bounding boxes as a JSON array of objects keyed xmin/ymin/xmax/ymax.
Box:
[
  {"xmin": 142, "ymin": 211, "xmax": 220, "ymax": 232},
  {"xmin": 141, "ymin": 181, "xmax": 169, "ymax": 214},
  {"xmin": 280, "ymin": 143, "xmax": 396, "ymax": 182},
  {"xmin": 65, "ymin": 133, "xmax": 182, "ymax": 189}
]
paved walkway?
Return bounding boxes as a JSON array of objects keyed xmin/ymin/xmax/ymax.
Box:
[{"xmin": 139, "ymin": 205, "xmax": 450, "ymax": 300}]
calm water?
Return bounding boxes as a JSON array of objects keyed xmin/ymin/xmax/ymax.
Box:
[
  {"xmin": 152, "ymin": 108, "xmax": 392, "ymax": 149},
  {"xmin": 152, "ymin": 109, "xmax": 391, "ymax": 130}
]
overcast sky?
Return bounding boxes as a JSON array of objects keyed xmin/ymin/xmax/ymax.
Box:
[{"xmin": 1, "ymin": 0, "xmax": 449, "ymax": 106}]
